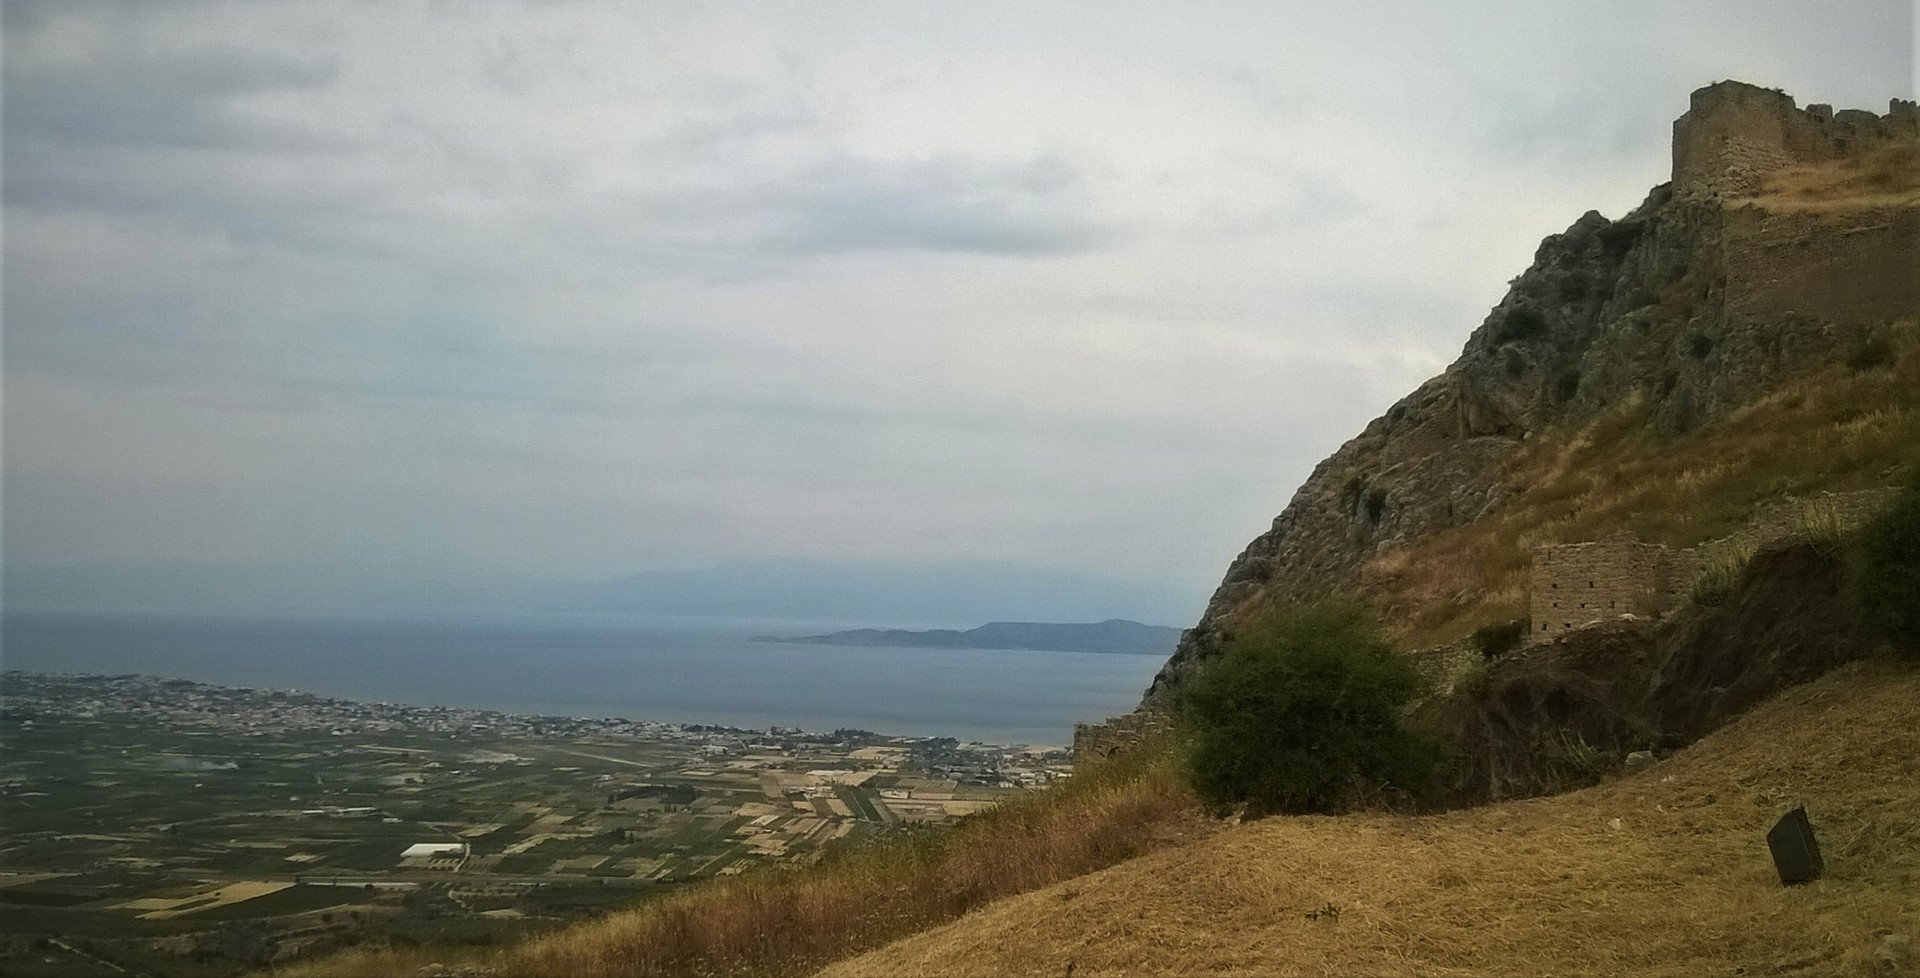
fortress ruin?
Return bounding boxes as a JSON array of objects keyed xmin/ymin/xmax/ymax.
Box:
[
  {"xmin": 1671, "ymin": 80, "xmax": 1919, "ymax": 198},
  {"xmin": 1071, "ymin": 708, "xmax": 1170, "ymax": 762},
  {"xmin": 1525, "ymin": 488, "xmax": 1897, "ymax": 645},
  {"xmin": 1528, "ymin": 536, "xmax": 1698, "ymax": 639}
]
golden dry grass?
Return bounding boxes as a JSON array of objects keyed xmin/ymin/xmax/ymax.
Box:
[
  {"xmin": 820, "ymin": 661, "xmax": 1920, "ymax": 978},
  {"xmin": 1365, "ymin": 319, "xmax": 1920, "ymax": 647},
  {"xmin": 1750, "ymin": 138, "xmax": 1920, "ymax": 212},
  {"xmin": 268, "ymin": 745, "xmax": 1207, "ymax": 978}
]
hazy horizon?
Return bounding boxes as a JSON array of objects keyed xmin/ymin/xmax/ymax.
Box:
[
  {"xmin": 5, "ymin": 1, "xmax": 1914, "ymax": 623},
  {"xmin": 3, "ymin": 555, "xmax": 1208, "ymax": 627}
]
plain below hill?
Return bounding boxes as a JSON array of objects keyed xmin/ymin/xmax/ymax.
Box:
[
  {"xmin": 820, "ymin": 660, "xmax": 1920, "ymax": 978},
  {"xmin": 758, "ymin": 619, "xmax": 1182, "ymax": 656}
]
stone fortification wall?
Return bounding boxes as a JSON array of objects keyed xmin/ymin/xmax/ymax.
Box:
[
  {"xmin": 1672, "ymin": 81, "xmax": 1918, "ymax": 198},
  {"xmin": 1722, "ymin": 206, "xmax": 1920, "ymax": 327},
  {"xmin": 1526, "ymin": 489, "xmax": 1899, "ymax": 646},
  {"xmin": 1528, "ymin": 537, "xmax": 1691, "ymax": 640},
  {"xmin": 1071, "ymin": 709, "xmax": 1171, "ymax": 764},
  {"xmin": 1407, "ymin": 640, "xmax": 1482, "ymax": 696},
  {"xmin": 1729, "ymin": 488, "xmax": 1900, "ymax": 551}
]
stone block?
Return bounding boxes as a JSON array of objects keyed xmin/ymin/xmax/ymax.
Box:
[{"xmin": 1766, "ymin": 804, "xmax": 1824, "ymax": 885}]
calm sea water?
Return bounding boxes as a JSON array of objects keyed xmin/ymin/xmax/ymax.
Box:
[{"xmin": 0, "ymin": 612, "xmax": 1169, "ymax": 746}]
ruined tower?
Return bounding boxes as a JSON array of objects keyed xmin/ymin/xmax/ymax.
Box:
[{"xmin": 1671, "ymin": 80, "xmax": 1920, "ymax": 197}]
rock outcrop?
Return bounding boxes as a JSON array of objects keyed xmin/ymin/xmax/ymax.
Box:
[{"xmin": 1146, "ymin": 82, "xmax": 1920, "ymax": 701}]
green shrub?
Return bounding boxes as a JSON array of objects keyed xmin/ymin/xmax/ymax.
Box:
[
  {"xmin": 1851, "ymin": 480, "xmax": 1920, "ymax": 653},
  {"xmin": 1541, "ymin": 730, "xmax": 1616, "ymax": 791},
  {"xmin": 1691, "ymin": 540, "xmax": 1755, "ymax": 606},
  {"xmin": 1493, "ymin": 304, "xmax": 1549, "ymax": 345},
  {"xmin": 1553, "ymin": 370, "xmax": 1582, "ymax": 404},
  {"xmin": 1469, "ymin": 619, "xmax": 1526, "ymax": 659},
  {"xmin": 1178, "ymin": 601, "xmax": 1447, "ymax": 815},
  {"xmin": 1847, "ymin": 335, "xmax": 1896, "ymax": 372},
  {"xmin": 1789, "ymin": 501, "xmax": 1845, "ymax": 551},
  {"xmin": 1557, "ymin": 272, "xmax": 1590, "ymax": 303},
  {"xmin": 1452, "ymin": 658, "xmax": 1493, "ymax": 699}
]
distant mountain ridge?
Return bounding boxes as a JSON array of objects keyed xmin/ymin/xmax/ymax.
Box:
[
  {"xmin": 760, "ymin": 619, "xmax": 1181, "ymax": 656},
  {"xmin": 5, "ymin": 557, "xmax": 1208, "ymax": 626}
]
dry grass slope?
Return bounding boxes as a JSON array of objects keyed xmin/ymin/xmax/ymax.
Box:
[
  {"xmin": 1751, "ymin": 140, "xmax": 1920, "ymax": 212},
  {"xmin": 821, "ymin": 661, "xmax": 1920, "ymax": 978}
]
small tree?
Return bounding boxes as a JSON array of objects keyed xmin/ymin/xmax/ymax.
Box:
[
  {"xmin": 1178, "ymin": 601, "xmax": 1445, "ymax": 815},
  {"xmin": 1853, "ymin": 478, "xmax": 1920, "ymax": 654}
]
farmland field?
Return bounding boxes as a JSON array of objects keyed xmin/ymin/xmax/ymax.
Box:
[{"xmin": 0, "ymin": 672, "xmax": 1068, "ymax": 976}]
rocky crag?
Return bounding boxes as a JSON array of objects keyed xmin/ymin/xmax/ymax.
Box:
[{"xmin": 1147, "ymin": 81, "xmax": 1919, "ymax": 701}]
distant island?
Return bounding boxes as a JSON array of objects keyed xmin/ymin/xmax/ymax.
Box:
[{"xmin": 758, "ymin": 619, "xmax": 1181, "ymax": 656}]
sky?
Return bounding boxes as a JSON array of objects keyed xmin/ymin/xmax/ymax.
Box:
[{"xmin": 3, "ymin": 0, "xmax": 1915, "ymax": 620}]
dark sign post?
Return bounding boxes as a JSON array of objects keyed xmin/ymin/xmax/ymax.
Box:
[{"xmin": 1766, "ymin": 804, "xmax": 1824, "ymax": 885}]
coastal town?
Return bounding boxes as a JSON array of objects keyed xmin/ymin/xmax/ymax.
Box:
[{"xmin": 0, "ymin": 672, "xmax": 1071, "ymax": 977}]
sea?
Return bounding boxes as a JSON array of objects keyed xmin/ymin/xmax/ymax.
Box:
[{"xmin": 0, "ymin": 612, "xmax": 1170, "ymax": 747}]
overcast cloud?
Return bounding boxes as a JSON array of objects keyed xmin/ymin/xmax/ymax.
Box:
[{"xmin": 4, "ymin": 0, "xmax": 1914, "ymax": 617}]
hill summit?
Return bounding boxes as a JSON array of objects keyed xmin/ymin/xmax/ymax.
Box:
[{"xmin": 1149, "ymin": 80, "xmax": 1920, "ymax": 698}]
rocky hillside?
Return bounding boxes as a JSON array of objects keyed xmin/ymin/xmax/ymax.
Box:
[{"xmin": 1148, "ymin": 82, "xmax": 1920, "ymax": 698}]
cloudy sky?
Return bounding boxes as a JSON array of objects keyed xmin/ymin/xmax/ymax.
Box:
[{"xmin": 4, "ymin": 1, "xmax": 1914, "ymax": 618}]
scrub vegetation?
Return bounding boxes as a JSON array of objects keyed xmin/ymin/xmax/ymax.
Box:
[
  {"xmin": 1850, "ymin": 475, "xmax": 1920, "ymax": 653},
  {"xmin": 1178, "ymin": 602, "xmax": 1445, "ymax": 815}
]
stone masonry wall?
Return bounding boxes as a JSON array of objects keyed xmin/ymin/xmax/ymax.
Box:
[
  {"xmin": 1722, "ymin": 206, "xmax": 1920, "ymax": 328},
  {"xmin": 1731, "ymin": 488, "xmax": 1899, "ymax": 551},
  {"xmin": 1528, "ymin": 537, "xmax": 1688, "ymax": 640},
  {"xmin": 1671, "ymin": 81, "xmax": 1918, "ymax": 198},
  {"xmin": 1406, "ymin": 640, "xmax": 1483, "ymax": 696},
  {"xmin": 1071, "ymin": 709, "xmax": 1171, "ymax": 764},
  {"xmin": 1526, "ymin": 489, "xmax": 1899, "ymax": 646}
]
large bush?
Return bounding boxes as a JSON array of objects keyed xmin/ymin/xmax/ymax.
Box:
[
  {"xmin": 1178, "ymin": 601, "xmax": 1445, "ymax": 815},
  {"xmin": 1853, "ymin": 479, "xmax": 1920, "ymax": 653},
  {"xmin": 1470, "ymin": 618, "xmax": 1527, "ymax": 659}
]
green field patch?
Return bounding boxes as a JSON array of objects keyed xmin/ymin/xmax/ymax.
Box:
[
  {"xmin": 491, "ymin": 854, "xmax": 553, "ymax": 875},
  {"xmin": 317, "ymin": 840, "xmax": 410, "ymax": 872},
  {"xmin": 832, "ymin": 785, "xmax": 882, "ymax": 822},
  {"xmin": 0, "ymin": 904, "xmax": 215, "ymax": 939},
  {"xmin": 0, "ymin": 888, "xmax": 101, "ymax": 907}
]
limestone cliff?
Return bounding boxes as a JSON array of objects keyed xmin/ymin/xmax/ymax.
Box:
[{"xmin": 1147, "ymin": 81, "xmax": 1920, "ymax": 701}]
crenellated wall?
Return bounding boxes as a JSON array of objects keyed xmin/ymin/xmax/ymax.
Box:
[{"xmin": 1672, "ymin": 81, "xmax": 1919, "ymax": 198}]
